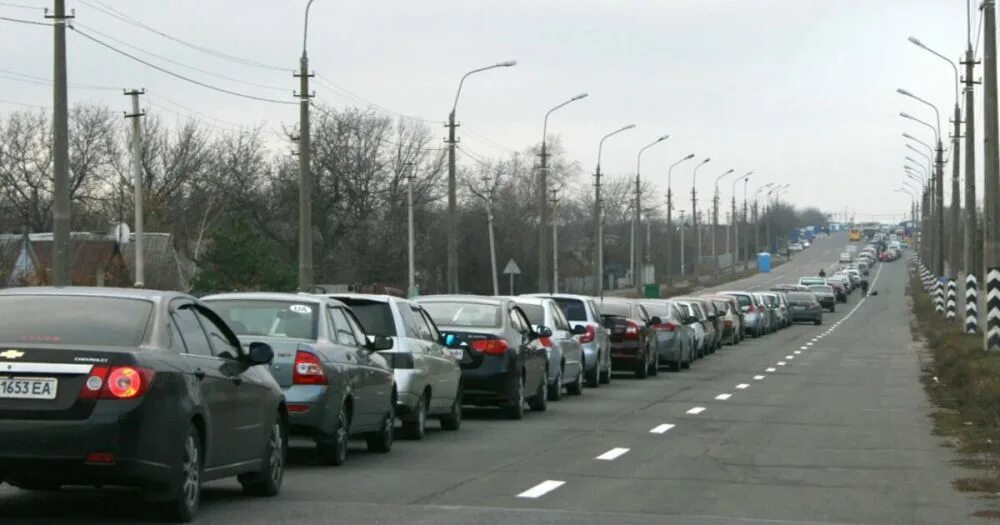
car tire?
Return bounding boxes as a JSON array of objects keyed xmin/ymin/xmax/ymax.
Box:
[
  {"xmin": 504, "ymin": 374, "xmax": 526, "ymax": 420},
  {"xmin": 635, "ymin": 350, "xmax": 649, "ymax": 379},
  {"xmin": 317, "ymin": 404, "xmax": 350, "ymax": 466},
  {"xmin": 440, "ymin": 386, "xmax": 463, "ymax": 431},
  {"xmin": 599, "ymin": 362, "xmax": 611, "ymax": 384},
  {"xmin": 239, "ymin": 416, "xmax": 286, "ymax": 497},
  {"xmin": 649, "ymin": 351, "xmax": 659, "ymax": 377},
  {"xmin": 366, "ymin": 402, "xmax": 394, "ymax": 454},
  {"xmin": 547, "ymin": 369, "xmax": 563, "ymax": 401},
  {"xmin": 830, "ymin": 305, "xmax": 836, "ymax": 313},
  {"xmin": 528, "ymin": 370, "xmax": 548, "ymax": 412},
  {"xmin": 814, "ymin": 318, "xmax": 822, "ymax": 325},
  {"xmin": 566, "ymin": 367, "xmax": 584, "ymax": 396},
  {"xmin": 402, "ymin": 394, "xmax": 428, "ymax": 440},
  {"xmin": 157, "ymin": 425, "xmax": 202, "ymax": 523}
]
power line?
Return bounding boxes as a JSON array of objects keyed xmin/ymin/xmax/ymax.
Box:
[
  {"xmin": 0, "ymin": 2, "xmax": 45, "ymax": 10},
  {"xmin": 313, "ymin": 73, "xmax": 439, "ymax": 124},
  {"xmin": 69, "ymin": 25, "xmax": 296, "ymax": 106},
  {"xmin": 80, "ymin": 0, "xmax": 288, "ymax": 73},
  {"xmin": 0, "ymin": 14, "xmax": 51, "ymax": 26},
  {"xmin": 0, "ymin": 98, "xmax": 47, "ymax": 109},
  {"xmin": 0, "ymin": 67, "xmax": 119, "ymax": 91}
]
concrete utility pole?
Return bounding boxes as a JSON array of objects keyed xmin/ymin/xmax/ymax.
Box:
[
  {"xmin": 742, "ymin": 178, "xmax": 750, "ymax": 270},
  {"xmin": 712, "ymin": 169, "xmax": 734, "ymax": 281},
  {"xmin": 550, "ymin": 188, "xmax": 560, "ymax": 294},
  {"xmin": 447, "ymin": 61, "xmax": 516, "ymax": 294},
  {"xmin": 405, "ymin": 162, "xmax": 416, "ymax": 297},
  {"xmin": 124, "ymin": 89, "xmax": 145, "ymax": 287},
  {"xmin": 538, "ymin": 93, "xmax": 586, "ymax": 293},
  {"xmin": 679, "ymin": 210, "xmax": 686, "ymax": 276},
  {"xmin": 49, "ymin": 0, "xmax": 72, "ymax": 286},
  {"xmin": 296, "ymin": 0, "xmax": 316, "ymax": 292},
  {"xmin": 691, "ymin": 158, "xmax": 710, "ymax": 279},
  {"xmin": 666, "ymin": 154, "xmax": 694, "ymax": 286},
  {"xmin": 963, "ymin": 22, "xmax": 980, "ymax": 279},
  {"xmin": 633, "ymin": 135, "xmax": 669, "ymax": 295},
  {"xmin": 983, "ymin": 0, "xmax": 1000, "ymax": 350},
  {"xmin": 481, "ymin": 174, "xmax": 500, "ymax": 296},
  {"xmin": 592, "ymin": 124, "xmax": 635, "ymax": 296}
]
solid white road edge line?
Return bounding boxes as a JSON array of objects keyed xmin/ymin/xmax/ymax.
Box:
[{"xmin": 517, "ymin": 480, "xmax": 566, "ymax": 498}]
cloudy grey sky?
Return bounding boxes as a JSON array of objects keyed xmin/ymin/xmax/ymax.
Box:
[{"xmin": 0, "ymin": 0, "xmax": 976, "ymax": 222}]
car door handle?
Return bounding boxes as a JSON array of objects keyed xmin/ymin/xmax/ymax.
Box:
[{"xmin": 193, "ymin": 369, "xmax": 206, "ymax": 381}]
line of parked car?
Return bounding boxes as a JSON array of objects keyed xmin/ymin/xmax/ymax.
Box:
[{"xmin": 0, "ymin": 274, "xmax": 863, "ymax": 522}]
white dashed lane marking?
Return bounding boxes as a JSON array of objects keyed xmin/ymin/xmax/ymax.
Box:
[
  {"xmin": 596, "ymin": 448, "xmax": 630, "ymax": 461},
  {"xmin": 736, "ymin": 383, "xmax": 750, "ymax": 389},
  {"xmin": 686, "ymin": 407, "xmax": 706, "ymax": 415},
  {"xmin": 794, "ymin": 350, "xmax": 802, "ymax": 354},
  {"xmin": 715, "ymin": 393, "xmax": 732, "ymax": 400},
  {"xmin": 777, "ymin": 362, "xmax": 787, "ymax": 366},
  {"xmin": 650, "ymin": 424, "xmax": 675, "ymax": 434},
  {"xmin": 517, "ymin": 480, "xmax": 565, "ymax": 498},
  {"xmin": 766, "ymin": 368, "xmax": 776, "ymax": 372},
  {"xmin": 754, "ymin": 375, "xmax": 766, "ymax": 380}
]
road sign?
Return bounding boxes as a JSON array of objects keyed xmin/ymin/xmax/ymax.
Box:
[{"xmin": 502, "ymin": 259, "xmax": 521, "ymax": 275}]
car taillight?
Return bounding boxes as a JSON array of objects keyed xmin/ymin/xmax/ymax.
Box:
[
  {"xmin": 539, "ymin": 337, "xmax": 553, "ymax": 348},
  {"xmin": 624, "ymin": 321, "xmax": 640, "ymax": 340},
  {"xmin": 294, "ymin": 351, "xmax": 327, "ymax": 385},
  {"xmin": 470, "ymin": 338, "xmax": 509, "ymax": 356},
  {"xmin": 578, "ymin": 325, "xmax": 596, "ymax": 344},
  {"xmin": 661, "ymin": 322, "xmax": 678, "ymax": 332},
  {"xmin": 79, "ymin": 365, "xmax": 155, "ymax": 400}
]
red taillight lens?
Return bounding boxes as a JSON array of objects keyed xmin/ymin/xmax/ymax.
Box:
[
  {"xmin": 578, "ymin": 325, "xmax": 596, "ymax": 344},
  {"xmin": 662, "ymin": 322, "xmax": 678, "ymax": 332},
  {"xmin": 293, "ymin": 351, "xmax": 327, "ymax": 385},
  {"xmin": 624, "ymin": 321, "xmax": 640, "ymax": 340},
  {"xmin": 539, "ymin": 337, "xmax": 553, "ymax": 348},
  {"xmin": 470, "ymin": 338, "xmax": 509, "ymax": 355},
  {"xmin": 79, "ymin": 365, "xmax": 154, "ymax": 400}
]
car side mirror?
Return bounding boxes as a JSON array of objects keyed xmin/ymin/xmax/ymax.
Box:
[
  {"xmin": 534, "ymin": 326, "xmax": 553, "ymax": 339},
  {"xmin": 649, "ymin": 316, "xmax": 662, "ymax": 326},
  {"xmin": 441, "ymin": 333, "xmax": 462, "ymax": 348},
  {"xmin": 247, "ymin": 342, "xmax": 274, "ymax": 366},
  {"xmin": 571, "ymin": 324, "xmax": 587, "ymax": 335},
  {"xmin": 367, "ymin": 335, "xmax": 394, "ymax": 351}
]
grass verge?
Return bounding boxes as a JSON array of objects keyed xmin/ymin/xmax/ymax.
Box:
[{"xmin": 909, "ymin": 271, "xmax": 1000, "ymax": 497}]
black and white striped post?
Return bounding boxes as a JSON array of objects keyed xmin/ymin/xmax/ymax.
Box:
[
  {"xmin": 946, "ymin": 279, "xmax": 957, "ymax": 321},
  {"xmin": 988, "ymin": 268, "xmax": 1000, "ymax": 351},
  {"xmin": 933, "ymin": 280, "xmax": 945, "ymax": 315},
  {"xmin": 966, "ymin": 273, "xmax": 979, "ymax": 334}
]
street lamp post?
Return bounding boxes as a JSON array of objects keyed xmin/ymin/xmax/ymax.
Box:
[
  {"xmin": 753, "ymin": 184, "xmax": 773, "ymax": 257},
  {"xmin": 592, "ymin": 124, "xmax": 636, "ymax": 296},
  {"xmin": 732, "ymin": 172, "xmax": 751, "ymax": 275},
  {"xmin": 691, "ymin": 158, "xmax": 711, "ymax": 280},
  {"xmin": 901, "ymin": 110, "xmax": 945, "ymax": 276},
  {"xmin": 446, "ymin": 60, "xmax": 517, "ymax": 293},
  {"xmin": 538, "ymin": 93, "xmax": 587, "ymax": 293},
  {"xmin": 666, "ymin": 154, "xmax": 695, "ymax": 286},
  {"xmin": 296, "ymin": 0, "xmax": 318, "ymax": 292},
  {"xmin": 633, "ymin": 134, "xmax": 670, "ymax": 295},
  {"xmin": 712, "ymin": 169, "xmax": 735, "ymax": 281}
]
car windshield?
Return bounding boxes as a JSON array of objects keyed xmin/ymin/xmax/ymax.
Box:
[
  {"xmin": 207, "ymin": 299, "xmax": 318, "ymax": 340},
  {"xmin": 553, "ymin": 298, "xmax": 587, "ymax": 322},
  {"xmin": 421, "ymin": 301, "xmax": 501, "ymax": 328},
  {"xmin": 337, "ymin": 299, "xmax": 397, "ymax": 337},
  {"xmin": 599, "ymin": 302, "xmax": 630, "ymax": 317},
  {"xmin": 0, "ymin": 295, "xmax": 153, "ymax": 347}
]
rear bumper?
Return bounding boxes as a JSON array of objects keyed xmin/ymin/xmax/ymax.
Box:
[
  {"xmin": 654, "ymin": 334, "xmax": 682, "ymax": 362},
  {"xmin": 610, "ymin": 341, "xmax": 642, "ymax": 369},
  {"xmin": 461, "ymin": 356, "xmax": 516, "ymax": 406},
  {"xmin": 791, "ymin": 310, "xmax": 822, "ymax": 322}
]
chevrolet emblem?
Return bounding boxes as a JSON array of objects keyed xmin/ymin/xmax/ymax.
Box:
[{"xmin": 0, "ymin": 350, "xmax": 25, "ymax": 360}]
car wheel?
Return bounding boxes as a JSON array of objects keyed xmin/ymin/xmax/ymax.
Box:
[
  {"xmin": 635, "ymin": 350, "xmax": 649, "ymax": 379},
  {"xmin": 669, "ymin": 359, "xmax": 680, "ymax": 372},
  {"xmin": 366, "ymin": 402, "xmax": 394, "ymax": 453},
  {"xmin": 402, "ymin": 394, "xmax": 428, "ymax": 440},
  {"xmin": 440, "ymin": 386, "xmax": 462, "ymax": 431},
  {"xmin": 830, "ymin": 305, "xmax": 836, "ymax": 313},
  {"xmin": 158, "ymin": 425, "xmax": 202, "ymax": 523},
  {"xmin": 318, "ymin": 404, "xmax": 350, "ymax": 466},
  {"xmin": 814, "ymin": 318, "xmax": 822, "ymax": 325},
  {"xmin": 599, "ymin": 361, "xmax": 611, "ymax": 384},
  {"xmin": 547, "ymin": 369, "xmax": 563, "ymax": 401},
  {"xmin": 566, "ymin": 367, "xmax": 584, "ymax": 395},
  {"xmin": 585, "ymin": 360, "xmax": 600, "ymax": 388},
  {"xmin": 649, "ymin": 351, "xmax": 659, "ymax": 377},
  {"xmin": 239, "ymin": 416, "xmax": 286, "ymax": 497},
  {"xmin": 504, "ymin": 374, "xmax": 526, "ymax": 420},
  {"xmin": 528, "ymin": 369, "xmax": 548, "ymax": 412}
]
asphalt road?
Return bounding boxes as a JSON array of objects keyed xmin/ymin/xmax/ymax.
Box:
[{"xmin": 0, "ymin": 233, "xmax": 982, "ymax": 524}]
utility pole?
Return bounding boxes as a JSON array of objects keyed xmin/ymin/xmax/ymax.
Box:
[
  {"xmin": 983, "ymin": 0, "xmax": 1000, "ymax": 350},
  {"xmin": 950, "ymin": 103, "xmax": 962, "ymax": 279},
  {"xmin": 935, "ymin": 138, "xmax": 945, "ymax": 276},
  {"xmin": 691, "ymin": 185, "xmax": 698, "ymax": 279},
  {"xmin": 446, "ymin": 112, "xmax": 459, "ymax": 293},
  {"xmin": 963, "ymin": 9, "xmax": 980, "ymax": 284},
  {"xmin": 712, "ymin": 192, "xmax": 719, "ymax": 281},
  {"xmin": 679, "ymin": 210, "xmax": 686, "ymax": 277},
  {"xmin": 666, "ymin": 190, "xmax": 673, "ymax": 286},
  {"xmin": 482, "ymin": 174, "xmax": 500, "ymax": 296},
  {"xmin": 48, "ymin": 0, "xmax": 73, "ymax": 286},
  {"xmin": 593, "ymin": 166, "xmax": 603, "ymax": 296},
  {"xmin": 731, "ymin": 194, "xmax": 738, "ymax": 276},
  {"xmin": 406, "ymin": 162, "xmax": 416, "ymax": 297},
  {"xmin": 124, "ymin": 89, "xmax": 145, "ymax": 287},
  {"xmin": 753, "ymin": 202, "xmax": 760, "ymax": 258},
  {"xmin": 296, "ymin": 0, "xmax": 316, "ymax": 292},
  {"xmin": 550, "ymin": 188, "xmax": 559, "ymax": 294},
  {"xmin": 538, "ymin": 141, "xmax": 550, "ymax": 293}
]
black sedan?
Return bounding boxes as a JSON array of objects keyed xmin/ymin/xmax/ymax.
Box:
[
  {"xmin": 786, "ymin": 291, "xmax": 824, "ymax": 325},
  {"xmin": 597, "ymin": 298, "xmax": 659, "ymax": 379},
  {"xmin": 417, "ymin": 295, "xmax": 548, "ymax": 420},
  {"xmin": 0, "ymin": 288, "xmax": 286, "ymax": 523}
]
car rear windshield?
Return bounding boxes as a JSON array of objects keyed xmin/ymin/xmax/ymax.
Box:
[
  {"xmin": 599, "ymin": 302, "xmax": 630, "ymax": 317},
  {"xmin": 788, "ymin": 292, "xmax": 815, "ymax": 302},
  {"xmin": 207, "ymin": 300, "xmax": 318, "ymax": 340},
  {"xmin": 421, "ymin": 301, "xmax": 500, "ymax": 328},
  {"xmin": 0, "ymin": 295, "xmax": 153, "ymax": 346},
  {"xmin": 338, "ymin": 299, "xmax": 396, "ymax": 337},
  {"xmin": 726, "ymin": 294, "xmax": 751, "ymax": 307},
  {"xmin": 553, "ymin": 298, "xmax": 587, "ymax": 322},
  {"xmin": 518, "ymin": 304, "xmax": 545, "ymax": 326},
  {"xmin": 640, "ymin": 302, "xmax": 671, "ymax": 319}
]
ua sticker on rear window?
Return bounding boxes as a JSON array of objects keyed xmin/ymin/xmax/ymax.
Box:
[{"xmin": 290, "ymin": 305, "xmax": 312, "ymax": 314}]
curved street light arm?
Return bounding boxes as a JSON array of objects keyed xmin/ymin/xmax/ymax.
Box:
[
  {"xmin": 452, "ymin": 60, "xmax": 517, "ymax": 115},
  {"xmin": 597, "ymin": 124, "xmax": 636, "ymax": 167},
  {"xmin": 543, "ymin": 93, "xmax": 588, "ymax": 146},
  {"xmin": 908, "ymin": 36, "xmax": 961, "ymax": 102}
]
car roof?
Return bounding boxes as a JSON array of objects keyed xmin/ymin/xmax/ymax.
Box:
[
  {"xmin": 0, "ymin": 286, "xmax": 179, "ymax": 303},
  {"xmin": 202, "ymin": 291, "xmax": 343, "ymax": 307},
  {"xmin": 522, "ymin": 293, "xmax": 593, "ymax": 302},
  {"xmin": 325, "ymin": 293, "xmax": 409, "ymax": 305},
  {"xmin": 414, "ymin": 294, "xmax": 506, "ymax": 306},
  {"xmin": 505, "ymin": 296, "xmax": 553, "ymax": 307}
]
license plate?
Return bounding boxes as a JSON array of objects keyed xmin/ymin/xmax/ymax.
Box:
[
  {"xmin": 447, "ymin": 348, "xmax": 465, "ymax": 360},
  {"xmin": 0, "ymin": 377, "xmax": 58, "ymax": 400},
  {"xmin": 793, "ymin": 306, "xmax": 806, "ymax": 310}
]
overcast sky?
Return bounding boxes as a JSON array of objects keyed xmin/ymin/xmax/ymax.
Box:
[{"xmin": 0, "ymin": 0, "xmax": 978, "ymax": 223}]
